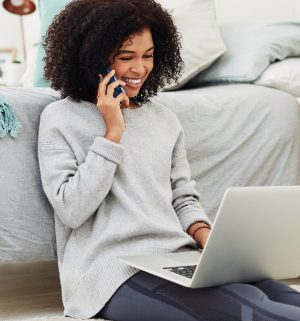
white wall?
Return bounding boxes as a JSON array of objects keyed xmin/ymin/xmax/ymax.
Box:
[
  {"xmin": 0, "ymin": 5, "xmax": 40, "ymax": 64},
  {"xmin": 0, "ymin": 0, "xmax": 299, "ymax": 65}
]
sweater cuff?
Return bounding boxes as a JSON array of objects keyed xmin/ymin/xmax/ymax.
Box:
[
  {"xmin": 89, "ymin": 136, "xmax": 124, "ymax": 165},
  {"xmin": 180, "ymin": 211, "xmax": 212, "ymax": 233}
]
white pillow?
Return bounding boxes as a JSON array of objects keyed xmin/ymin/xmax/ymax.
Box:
[
  {"xmin": 255, "ymin": 58, "xmax": 300, "ymax": 97},
  {"xmin": 157, "ymin": 0, "xmax": 226, "ymax": 91}
]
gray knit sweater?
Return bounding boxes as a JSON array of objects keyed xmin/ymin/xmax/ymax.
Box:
[{"xmin": 37, "ymin": 96, "xmax": 212, "ymax": 319}]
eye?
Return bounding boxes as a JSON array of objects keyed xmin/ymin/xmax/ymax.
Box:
[{"xmin": 119, "ymin": 55, "xmax": 154, "ymax": 61}]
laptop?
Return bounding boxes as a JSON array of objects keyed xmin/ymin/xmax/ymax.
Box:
[{"xmin": 118, "ymin": 186, "xmax": 300, "ymax": 288}]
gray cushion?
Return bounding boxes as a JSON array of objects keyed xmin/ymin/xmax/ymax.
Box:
[
  {"xmin": 185, "ymin": 22, "xmax": 300, "ymax": 87},
  {"xmin": 0, "ymin": 87, "xmax": 61, "ymax": 264}
]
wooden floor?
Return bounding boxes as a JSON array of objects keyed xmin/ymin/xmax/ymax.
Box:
[
  {"xmin": 0, "ymin": 260, "xmax": 299, "ymax": 321},
  {"xmin": 0, "ymin": 261, "xmax": 64, "ymax": 320}
]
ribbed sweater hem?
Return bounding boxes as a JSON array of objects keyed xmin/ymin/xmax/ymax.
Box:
[{"xmin": 63, "ymin": 246, "xmax": 188, "ymax": 319}]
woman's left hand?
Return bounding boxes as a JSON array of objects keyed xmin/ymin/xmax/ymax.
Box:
[{"xmin": 193, "ymin": 228, "xmax": 211, "ymax": 249}]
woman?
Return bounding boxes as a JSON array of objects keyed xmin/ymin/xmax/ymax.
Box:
[{"xmin": 38, "ymin": 0, "xmax": 300, "ymax": 320}]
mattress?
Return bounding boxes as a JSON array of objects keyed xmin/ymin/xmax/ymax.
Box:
[
  {"xmin": 1, "ymin": 84, "xmax": 300, "ymax": 262},
  {"xmin": 153, "ymin": 84, "xmax": 300, "ymax": 220}
]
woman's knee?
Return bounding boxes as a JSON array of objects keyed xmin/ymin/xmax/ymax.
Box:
[
  {"xmin": 221, "ymin": 283, "xmax": 300, "ymax": 320},
  {"xmin": 252, "ymin": 279, "xmax": 300, "ymax": 307}
]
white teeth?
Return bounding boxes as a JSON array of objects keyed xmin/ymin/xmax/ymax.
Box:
[{"xmin": 124, "ymin": 78, "xmax": 142, "ymax": 84}]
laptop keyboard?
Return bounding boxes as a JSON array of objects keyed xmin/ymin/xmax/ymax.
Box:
[{"xmin": 162, "ymin": 265, "xmax": 197, "ymax": 279}]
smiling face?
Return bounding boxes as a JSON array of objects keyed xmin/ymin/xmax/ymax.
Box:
[{"xmin": 108, "ymin": 28, "xmax": 154, "ymax": 102}]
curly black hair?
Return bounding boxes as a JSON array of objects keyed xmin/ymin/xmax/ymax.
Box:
[{"xmin": 42, "ymin": 0, "xmax": 184, "ymax": 106}]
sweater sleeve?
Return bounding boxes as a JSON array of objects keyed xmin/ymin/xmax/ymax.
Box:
[
  {"xmin": 38, "ymin": 114, "xmax": 124, "ymax": 230},
  {"xmin": 171, "ymin": 126, "xmax": 212, "ymax": 232}
]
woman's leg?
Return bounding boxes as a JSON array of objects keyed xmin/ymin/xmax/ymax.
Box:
[
  {"xmin": 95, "ymin": 271, "xmax": 300, "ymax": 321},
  {"xmin": 251, "ymin": 279, "xmax": 300, "ymax": 307},
  {"xmin": 220, "ymin": 282, "xmax": 300, "ymax": 321},
  {"xmin": 96, "ymin": 271, "xmax": 206, "ymax": 321}
]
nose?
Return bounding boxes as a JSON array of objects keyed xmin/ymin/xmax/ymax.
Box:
[{"xmin": 130, "ymin": 59, "xmax": 146, "ymax": 76}]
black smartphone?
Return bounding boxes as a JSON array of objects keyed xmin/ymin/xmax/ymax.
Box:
[{"xmin": 98, "ymin": 56, "xmax": 126, "ymax": 98}]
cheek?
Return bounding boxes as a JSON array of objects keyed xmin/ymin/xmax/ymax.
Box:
[
  {"xmin": 147, "ymin": 62, "xmax": 154, "ymax": 73},
  {"xmin": 109, "ymin": 62, "xmax": 125, "ymax": 78}
]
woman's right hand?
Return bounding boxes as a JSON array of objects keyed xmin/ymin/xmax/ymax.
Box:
[{"xmin": 96, "ymin": 69, "xmax": 129, "ymax": 142}]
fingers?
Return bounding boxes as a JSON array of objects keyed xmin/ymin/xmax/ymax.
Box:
[
  {"xmin": 123, "ymin": 95, "xmax": 130, "ymax": 107},
  {"xmin": 97, "ymin": 69, "xmax": 115, "ymax": 98},
  {"xmin": 97, "ymin": 70, "xmax": 129, "ymax": 109},
  {"xmin": 107, "ymin": 79, "xmax": 126, "ymax": 96},
  {"xmin": 115, "ymin": 92, "xmax": 130, "ymax": 106},
  {"xmin": 120, "ymin": 95, "xmax": 130, "ymax": 109}
]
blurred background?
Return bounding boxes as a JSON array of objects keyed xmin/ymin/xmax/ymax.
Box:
[
  {"xmin": 0, "ymin": 0, "xmax": 299, "ymax": 63},
  {"xmin": 0, "ymin": 0, "xmax": 299, "ymax": 87}
]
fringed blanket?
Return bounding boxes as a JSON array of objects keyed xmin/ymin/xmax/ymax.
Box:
[{"xmin": 0, "ymin": 94, "xmax": 22, "ymax": 138}]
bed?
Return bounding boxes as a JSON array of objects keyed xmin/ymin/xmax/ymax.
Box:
[
  {"xmin": 0, "ymin": 83, "xmax": 300, "ymax": 264},
  {"xmin": 1, "ymin": 0, "xmax": 300, "ymax": 265}
]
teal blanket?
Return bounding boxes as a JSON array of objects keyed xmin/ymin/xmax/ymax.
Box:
[{"xmin": 0, "ymin": 94, "xmax": 22, "ymax": 138}]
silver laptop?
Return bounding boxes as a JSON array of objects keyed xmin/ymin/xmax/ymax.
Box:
[{"xmin": 119, "ymin": 186, "xmax": 300, "ymax": 288}]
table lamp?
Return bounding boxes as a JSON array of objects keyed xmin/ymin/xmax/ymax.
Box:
[{"xmin": 2, "ymin": 0, "xmax": 36, "ymax": 64}]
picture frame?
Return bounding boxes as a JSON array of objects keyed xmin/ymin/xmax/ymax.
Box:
[{"xmin": 0, "ymin": 48, "xmax": 17, "ymax": 85}]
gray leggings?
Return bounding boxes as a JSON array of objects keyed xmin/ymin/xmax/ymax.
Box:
[{"xmin": 95, "ymin": 271, "xmax": 300, "ymax": 321}]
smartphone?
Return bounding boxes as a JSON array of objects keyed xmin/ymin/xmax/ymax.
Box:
[{"xmin": 98, "ymin": 56, "xmax": 126, "ymax": 98}]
